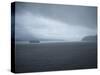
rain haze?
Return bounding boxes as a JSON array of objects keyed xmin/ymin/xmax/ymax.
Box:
[{"xmin": 15, "ymin": 2, "xmax": 97, "ymax": 43}]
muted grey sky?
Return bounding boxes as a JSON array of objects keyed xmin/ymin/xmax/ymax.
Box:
[{"xmin": 15, "ymin": 2, "xmax": 97, "ymax": 42}]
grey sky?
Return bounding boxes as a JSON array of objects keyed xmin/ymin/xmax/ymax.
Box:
[{"xmin": 15, "ymin": 2, "xmax": 97, "ymax": 42}]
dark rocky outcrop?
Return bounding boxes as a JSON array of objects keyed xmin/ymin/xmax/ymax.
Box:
[{"xmin": 29, "ymin": 40, "xmax": 40, "ymax": 43}]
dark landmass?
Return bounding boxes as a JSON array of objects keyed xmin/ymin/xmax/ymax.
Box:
[
  {"xmin": 82, "ymin": 35, "xmax": 97, "ymax": 42},
  {"xmin": 29, "ymin": 40, "xmax": 40, "ymax": 43}
]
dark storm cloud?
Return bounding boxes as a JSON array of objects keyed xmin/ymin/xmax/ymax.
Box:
[
  {"xmin": 15, "ymin": 2, "xmax": 97, "ymax": 42},
  {"xmin": 15, "ymin": 2, "xmax": 97, "ymax": 29}
]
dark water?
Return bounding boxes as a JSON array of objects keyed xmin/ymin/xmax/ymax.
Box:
[{"xmin": 15, "ymin": 42, "xmax": 97, "ymax": 73}]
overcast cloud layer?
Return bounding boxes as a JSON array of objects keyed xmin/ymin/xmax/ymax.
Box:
[{"xmin": 14, "ymin": 2, "xmax": 97, "ymax": 42}]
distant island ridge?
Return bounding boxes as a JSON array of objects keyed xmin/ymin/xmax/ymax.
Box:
[{"xmin": 82, "ymin": 35, "xmax": 97, "ymax": 42}]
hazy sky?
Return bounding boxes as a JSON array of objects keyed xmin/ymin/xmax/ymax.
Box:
[{"xmin": 15, "ymin": 2, "xmax": 97, "ymax": 42}]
